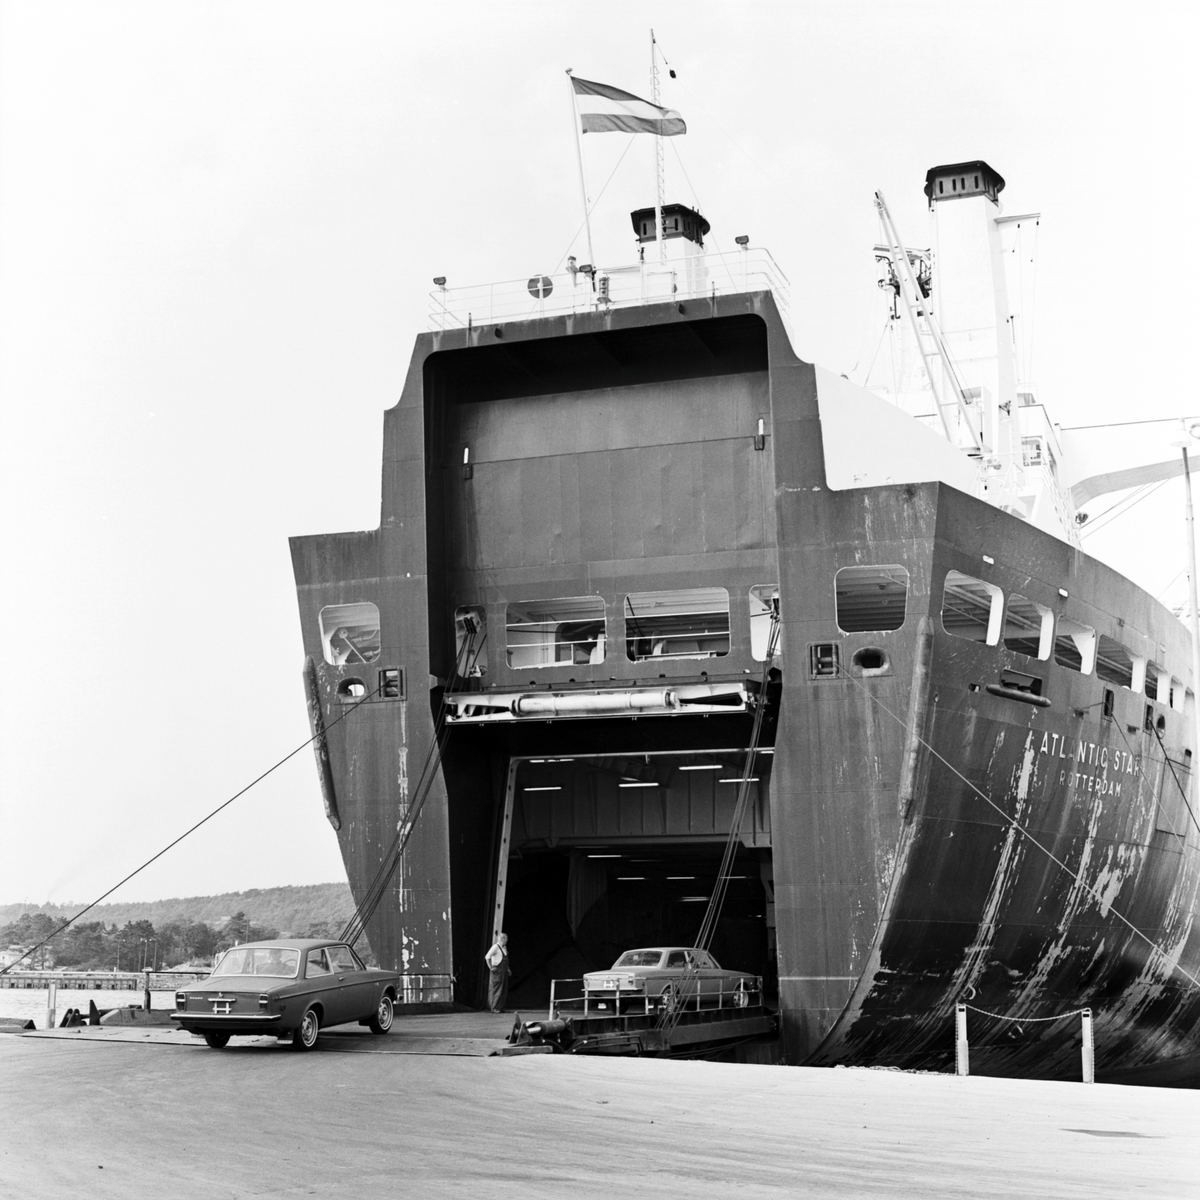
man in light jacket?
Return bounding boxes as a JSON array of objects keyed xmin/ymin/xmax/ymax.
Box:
[{"xmin": 485, "ymin": 932, "xmax": 510, "ymax": 1012}]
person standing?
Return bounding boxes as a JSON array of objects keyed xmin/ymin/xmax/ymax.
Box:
[{"xmin": 485, "ymin": 932, "xmax": 510, "ymax": 1012}]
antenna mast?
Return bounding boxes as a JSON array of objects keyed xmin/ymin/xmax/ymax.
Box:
[
  {"xmin": 651, "ymin": 30, "xmax": 666, "ymax": 263},
  {"xmin": 565, "ymin": 69, "xmax": 596, "ymax": 274}
]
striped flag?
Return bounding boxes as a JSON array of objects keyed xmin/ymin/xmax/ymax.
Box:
[{"xmin": 571, "ymin": 75, "xmax": 686, "ymax": 136}]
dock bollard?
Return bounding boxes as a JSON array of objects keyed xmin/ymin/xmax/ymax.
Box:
[
  {"xmin": 46, "ymin": 981, "xmax": 57, "ymax": 1031},
  {"xmin": 955, "ymin": 1003, "xmax": 969, "ymax": 1076},
  {"xmin": 143, "ymin": 969, "xmax": 152, "ymax": 1013},
  {"xmin": 1081, "ymin": 1008, "xmax": 1094, "ymax": 1084}
]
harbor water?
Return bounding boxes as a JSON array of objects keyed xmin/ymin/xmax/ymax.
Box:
[{"xmin": 0, "ymin": 987, "xmax": 177, "ymax": 1028}]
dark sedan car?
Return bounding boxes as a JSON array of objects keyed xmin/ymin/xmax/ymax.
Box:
[{"xmin": 172, "ymin": 939, "xmax": 399, "ymax": 1050}]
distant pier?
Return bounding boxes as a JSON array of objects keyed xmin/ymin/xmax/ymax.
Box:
[{"xmin": 0, "ymin": 971, "xmax": 203, "ymax": 991}]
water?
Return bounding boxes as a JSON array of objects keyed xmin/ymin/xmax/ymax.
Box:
[{"xmin": 0, "ymin": 987, "xmax": 178, "ymax": 1028}]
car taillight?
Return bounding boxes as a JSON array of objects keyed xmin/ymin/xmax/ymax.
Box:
[
  {"xmin": 175, "ymin": 993, "xmax": 187, "ymax": 1010},
  {"xmin": 258, "ymin": 994, "xmax": 269, "ymax": 1010}
]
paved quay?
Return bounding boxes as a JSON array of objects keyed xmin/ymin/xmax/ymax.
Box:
[{"xmin": 1, "ymin": 1022, "xmax": 1196, "ymax": 1199}]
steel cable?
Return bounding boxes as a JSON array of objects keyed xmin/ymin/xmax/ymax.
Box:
[
  {"xmin": 836, "ymin": 665, "xmax": 1200, "ymax": 992},
  {"xmin": 338, "ymin": 629, "xmax": 474, "ymax": 948},
  {"xmin": 656, "ymin": 604, "xmax": 781, "ymax": 1036},
  {"xmin": 0, "ymin": 683, "xmax": 385, "ymax": 977}
]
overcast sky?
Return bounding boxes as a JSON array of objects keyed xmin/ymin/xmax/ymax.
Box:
[{"xmin": 2, "ymin": 1, "xmax": 1197, "ymax": 907}]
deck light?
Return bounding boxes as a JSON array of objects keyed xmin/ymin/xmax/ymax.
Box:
[
  {"xmin": 735, "ymin": 235, "xmax": 749, "ymax": 246},
  {"xmin": 433, "ymin": 276, "xmax": 446, "ymax": 286}
]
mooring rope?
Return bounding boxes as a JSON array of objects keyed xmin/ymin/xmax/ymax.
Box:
[
  {"xmin": 836, "ymin": 664, "xmax": 1200, "ymax": 992},
  {"xmin": 1110, "ymin": 716, "xmax": 1200, "ymax": 839},
  {"xmin": 0, "ymin": 682, "xmax": 384, "ymax": 977},
  {"xmin": 656, "ymin": 602, "xmax": 781, "ymax": 1036},
  {"xmin": 338, "ymin": 628, "xmax": 475, "ymax": 947}
]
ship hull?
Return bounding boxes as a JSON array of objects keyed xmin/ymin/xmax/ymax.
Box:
[{"xmin": 291, "ymin": 293, "xmax": 1200, "ymax": 1075}]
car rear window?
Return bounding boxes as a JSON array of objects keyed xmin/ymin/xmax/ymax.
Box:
[
  {"xmin": 327, "ymin": 946, "xmax": 358, "ymax": 972},
  {"xmin": 212, "ymin": 948, "xmax": 299, "ymax": 978},
  {"xmin": 614, "ymin": 951, "xmax": 663, "ymax": 968},
  {"xmin": 306, "ymin": 949, "xmax": 333, "ymax": 977}
]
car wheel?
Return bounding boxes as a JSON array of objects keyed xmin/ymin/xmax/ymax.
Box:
[
  {"xmin": 292, "ymin": 1007, "xmax": 320, "ymax": 1051},
  {"xmin": 203, "ymin": 1031, "xmax": 231, "ymax": 1049},
  {"xmin": 733, "ymin": 985, "xmax": 750, "ymax": 1009},
  {"xmin": 368, "ymin": 993, "xmax": 394, "ymax": 1035},
  {"xmin": 659, "ymin": 982, "xmax": 679, "ymax": 1015}
]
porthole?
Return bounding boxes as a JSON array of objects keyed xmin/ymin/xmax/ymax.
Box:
[
  {"xmin": 337, "ymin": 678, "xmax": 367, "ymax": 702},
  {"xmin": 852, "ymin": 648, "xmax": 888, "ymax": 674}
]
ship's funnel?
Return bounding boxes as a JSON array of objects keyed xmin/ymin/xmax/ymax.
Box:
[
  {"xmin": 924, "ymin": 161, "xmax": 1005, "ymax": 207},
  {"xmin": 923, "ymin": 158, "xmax": 1016, "ymax": 463},
  {"xmin": 630, "ymin": 203, "xmax": 709, "ymax": 246}
]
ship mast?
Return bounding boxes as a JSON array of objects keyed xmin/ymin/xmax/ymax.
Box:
[
  {"xmin": 651, "ymin": 30, "xmax": 666, "ymax": 263},
  {"xmin": 1182, "ymin": 446, "xmax": 1200, "ymax": 756}
]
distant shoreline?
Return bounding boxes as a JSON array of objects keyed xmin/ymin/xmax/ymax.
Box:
[{"xmin": 0, "ymin": 882, "xmax": 354, "ymax": 932}]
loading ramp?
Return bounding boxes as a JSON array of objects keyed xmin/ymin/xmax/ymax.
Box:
[{"xmin": 508, "ymin": 977, "xmax": 777, "ymax": 1057}]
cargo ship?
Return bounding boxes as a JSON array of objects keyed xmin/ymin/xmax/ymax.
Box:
[{"xmin": 290, "ymin": 160, "xmax": 1200, "ymax": 1076}]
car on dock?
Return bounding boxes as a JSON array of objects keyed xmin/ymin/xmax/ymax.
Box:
[
  {"xmin": 171, "ymin": 938, "xmax": 399, "ymax": 1050},
  {"xmin": 583, "ymin": 947, "xmax": 759, "ymax": 1012}
]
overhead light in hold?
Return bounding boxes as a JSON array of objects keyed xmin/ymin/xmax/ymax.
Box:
[
  {"xmin": 678, "ymin": 764, "xmax": 722, "ymax": 771},
  {"xmin": 524, "ymin": 786, "xmax": 562, "ymax": 793},
  {"xmin": 680, "ymin": 896, "xmax": 710, "ymax": 902},
  {"xmin": 666, "ymin": 876, "xmax": 695, "ymax": 880},
  {"xmin": 618, "ymin": 781, "xmax": 659, "ymax": 788},
  {"xmin": 616, "ymin": 876, "xmax": 645, "ymax": 881},
  {"xmin": 588, "ymin": 854, "xmax": 620, "ymax": 858},
  {"xmin": 719, "ymin": 777, "xmax": 760, "ymax": 784}
]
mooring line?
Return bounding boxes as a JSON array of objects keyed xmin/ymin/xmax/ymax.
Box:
[
  {"xmin": 837, "ymin": 666, "xmax": 1200, "ymax": 992},
  {"xmin": 0, "ymin": 682, "xmax": 384, "ymax": 977},
  {"xmin": 1110, "ymin": 717, "xmax": 1200, "ymax": 840},
  {"xmin": 338, "ymin": 627, "xmax": 475, "ymax": 947}
]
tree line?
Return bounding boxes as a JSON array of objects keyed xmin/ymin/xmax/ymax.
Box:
[{"xmin": 1, "ymin": 911, "xmax": 348, "ymax": 971}]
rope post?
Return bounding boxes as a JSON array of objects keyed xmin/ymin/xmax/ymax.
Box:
[
  {"xmin": 955, "ymin": 1003, "xmax": 969, "ymax": 1076},
  {"xmin": 1081, "ymin": 1008, "xmax": 1094, "ymax": 1084},
  {"xmin": 46, "ymin": 981, "xmax": 57, "ymax": 1031}
]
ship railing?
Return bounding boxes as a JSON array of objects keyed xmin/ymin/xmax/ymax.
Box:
[
  {"xmin": 428, "ymin": 247, "xmax": 790, "ymax": 331},
  {"xmin": 396, "ymin": 973, "xmax": 454, "ymax": 1006},
  {"xmin": 547, "ymin": 974, "xmax": 762, "ymax": 1021}
]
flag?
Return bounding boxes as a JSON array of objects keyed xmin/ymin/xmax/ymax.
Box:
[{"xmin": 571, "ymin": 75, "xmax": 686, "ymax": 136}]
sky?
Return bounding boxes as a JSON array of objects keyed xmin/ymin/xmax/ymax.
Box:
[{"xmin": 2, "ymin": 1, "xmax": 1198, "ymax": 906}]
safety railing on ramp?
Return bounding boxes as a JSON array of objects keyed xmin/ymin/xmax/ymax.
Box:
[{"xmin": 547, "ymin": 974, "xmax": 761, "ymax": 1021}]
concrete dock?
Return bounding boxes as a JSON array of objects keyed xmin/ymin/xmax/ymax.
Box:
[{"xmin": 1, "ymin": 1015, "xmax": 1196, "ymax": 1198}]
